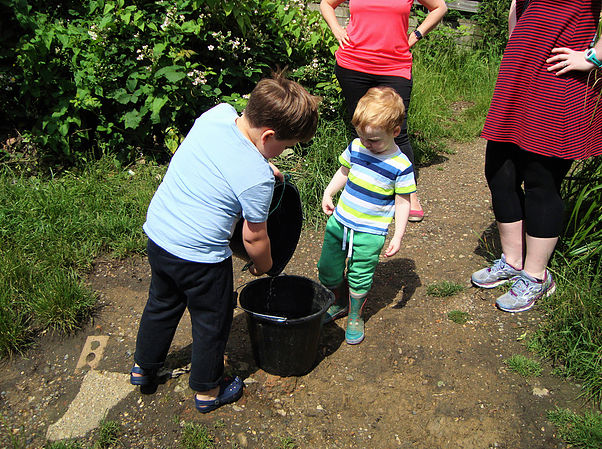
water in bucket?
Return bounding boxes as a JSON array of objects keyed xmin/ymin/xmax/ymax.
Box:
[{"xmin": 239, "ymin": 275, "xmax": 334, "ymax": 377}]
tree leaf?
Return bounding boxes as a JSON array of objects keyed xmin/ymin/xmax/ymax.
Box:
[
  {"xmin": 155, "ymin": 66, "xmax": 186, "ymax": 83},
  {"xmin": 123, "ymin": 109, "xmax": 142, "ymax": 129},
  {"xmin": 150, "ymin": 96, "xmax": 168, "ymax": 124}
]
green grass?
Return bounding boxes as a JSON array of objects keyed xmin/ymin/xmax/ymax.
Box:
[
  {"xmin": 447, "ymin": 310, "xmax": 470, "ymax": 324},
  {"xmin": 0, "ymin": 158, "xmax": 163, "ymax": 357},
  {"xmin": 503, "ymin": 354, "xmax": 543, "ymax": 378},
  {"xmin": 93, "ymin": 420, "xmax": 121, "ymax": 449},
  {"xmin": 410, "ymin": 47, "xmax": 500, "ymax": 157},
  {"xmin": 426, "ymin": 281, "xmax": 465, "ymax": 297},
  {"xmin": 527, "ymin": 264, "xmax": 602, "ymax": 403},
  {"xmin": 180, "ymin": 422, "xmax": 214, "ymax": 449},
  {"xmin": 547, "ymin": 407, "xmax": 602, "ymax": 449},
  {"xmin": 279, "ymin": 436, "xmax": 298, "ymax": 449}
]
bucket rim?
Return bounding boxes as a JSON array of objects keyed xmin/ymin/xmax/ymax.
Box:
[{"xmin": 238, "ymin": 275, "xmax": 334, "ymax": 325}]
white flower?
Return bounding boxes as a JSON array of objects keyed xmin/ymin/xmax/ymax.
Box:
[{"xmin": 208, "ymin": 45, "xmax": 214, "ymax": 51}]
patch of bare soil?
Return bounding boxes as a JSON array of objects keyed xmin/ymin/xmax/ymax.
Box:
[{"xmin": 0, "ymin": 139, "xmax": 584, "ymax": 448}]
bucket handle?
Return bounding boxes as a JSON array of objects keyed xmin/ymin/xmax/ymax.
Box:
[
  {"xmin": 245, "ymin": 311, "xmax": 288, "ymax": 323},
  {"xmin": 233, "ymin": 277, "xmax": 289, "ymax": 323}
]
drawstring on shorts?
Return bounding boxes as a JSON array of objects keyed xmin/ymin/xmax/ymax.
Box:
[{"xmin": 342, "ymin": 226, "xmax": 354, "ymax": 258}]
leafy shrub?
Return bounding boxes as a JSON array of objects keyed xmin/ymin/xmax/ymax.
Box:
[
  {"xmin": 1, "ymin": 0, "xmax": 337, "ymax": 168},
  {"xmin": 474, "ymin": 0, "xmax": 512, "ymax": 55}
]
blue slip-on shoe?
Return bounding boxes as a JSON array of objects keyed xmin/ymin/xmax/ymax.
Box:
[
  {"xmin": 471, "ymin": 254, "xmax": 521, "ymax": 288},
  {"xmin": 195, "ymin": 376, "xmax": 244, "ymax": 414},
  {"xmin": 130, "ymin": 364, "xmax": 156, "ymax": 386},
  {"xmin": 495, "ymin": 270, "xmax": 556, "ymax": 313}
]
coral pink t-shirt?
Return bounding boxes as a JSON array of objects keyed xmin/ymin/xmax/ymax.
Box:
[{"xmin": 335, "ymin": 0, "xmax": 414, "ymax": 79}]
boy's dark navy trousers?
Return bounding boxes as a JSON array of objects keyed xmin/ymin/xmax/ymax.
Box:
[{"xmin": 134, "ymin": 239, "xmax": 235, "ymax": 392}]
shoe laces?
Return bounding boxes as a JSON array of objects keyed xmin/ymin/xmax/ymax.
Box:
[
  {"xmin": 490, "ymin": 258, "xmax": 507, "ymax": 273},
  {"xmin": 510, "ymin": 276, "xmax": 540, "ymax": 297}
]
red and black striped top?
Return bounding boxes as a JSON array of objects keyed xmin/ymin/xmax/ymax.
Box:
[{"xmin": 482, "ymin": 0, "xmax": 602, "ymax": 160}]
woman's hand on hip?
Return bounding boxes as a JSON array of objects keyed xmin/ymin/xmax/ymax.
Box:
[
  {"xmin": 333, "ymin": 26, "xmax": 350, "ymax": 49},
  {"xmin": 547, "ymin": 47, "xmax": 595, "ymax": 75}
]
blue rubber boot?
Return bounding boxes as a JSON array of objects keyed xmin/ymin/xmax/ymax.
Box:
[
  {"xmin": 345, "ymin": 293, "xmax": 367, "ymax": 345},
  {"xmin": 322, "ymin": 279, "xmax": 349, "ymax": 324}
]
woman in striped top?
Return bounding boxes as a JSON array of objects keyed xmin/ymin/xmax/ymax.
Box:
[{"xmin": 472, "ymin": 0, "xmax": 602, "ymax": 313}]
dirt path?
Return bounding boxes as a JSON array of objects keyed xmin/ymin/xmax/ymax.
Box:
[{"xmin": 0, "ymin": 138, "xmax": 583, "ymax": 448}]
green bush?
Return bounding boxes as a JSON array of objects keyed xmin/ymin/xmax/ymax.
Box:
[
  {"xmin": 1, "ymin": 0, "xmax": 337, "ymax": 167},
  {"xmin": 474, "ymin": 0, "xmax": 512, "ymax": 55}
]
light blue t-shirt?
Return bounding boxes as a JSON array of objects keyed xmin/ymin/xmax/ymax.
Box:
[{"xmin": 143, "ymin": 103, "xmax": 275, "ymax": 263}]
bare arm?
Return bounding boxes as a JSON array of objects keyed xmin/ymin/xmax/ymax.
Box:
[
  {"xmin": 409, "ymin": 0, "xmax": 448, "ymax": 48},
  {"xmin": 320, "ymin": 0, "xmax": 350, "ymax": 48},
  {"xmin": 384, "ymin": 193, "xmax": 411, "ymax": 258},
  {"xmin": 242, "ymin": 220, "xmax": 272, "ymax": 276},
  {"xmin": 508, "ymin": 0, "xmax": 517, "ymax": 36},
  {"xmin": 322, "ymin": 166, "xmax": 349, "ymax": 215}
]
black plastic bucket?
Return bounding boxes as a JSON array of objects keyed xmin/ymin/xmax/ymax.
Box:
[
  {"xmin": 239, "ymin": 275, "xmax": 334, "ymax": 377},
  {"xmin": 230, "ymin": 177, "xmax": 303, "ymax": 276}
]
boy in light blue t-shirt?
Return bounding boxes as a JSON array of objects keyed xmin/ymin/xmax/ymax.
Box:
[{"xmin": 131, "ymin": 73, "xmax": 319, "ymax": 413}]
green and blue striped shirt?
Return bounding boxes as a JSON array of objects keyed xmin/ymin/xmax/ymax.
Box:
[{"xmin": 333, "ymin": 138, "xmax": 416, "ymax": 235}]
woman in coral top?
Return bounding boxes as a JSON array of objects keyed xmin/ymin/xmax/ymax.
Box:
[{"xmin": 320, "ymin": 0, "xmax": 447, "ymax": 222}]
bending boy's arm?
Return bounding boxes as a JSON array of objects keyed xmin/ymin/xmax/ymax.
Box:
[
  {"xmin": 322, "ymin": 166, "xmax": 349, "ymax": 215},
  {"xmin": 384, "ymin": 193, "xmax": 411, "ymax": 258},
  {"xmin": 242, "ymin": 220, "xmax": 272, "ymax": 275}
]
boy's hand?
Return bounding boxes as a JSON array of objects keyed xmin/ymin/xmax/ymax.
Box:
[
  {"xmin": 384, "ymin": 239, "xmax": 402, "ymax": 258},
  {"xmin": 248, "ymin": 264, "xmax": 266, "ymax": 276},
  {"xmin": 322, "ymin": 194, "xmax": 335, "ymax": 215},
  {"xmin": 269, "ymin": 162, "xmax": 284, "ymax": 181}
]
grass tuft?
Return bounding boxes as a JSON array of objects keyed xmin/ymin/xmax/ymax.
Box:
[
  {"xmin": 503, "ymin": 354, "xmax": 543, "ymax": 378},
  {"xmin": 426, "ymin": 281, "xmax": 465, "ymax": 297},
  {"xmin": 180, "ymin": 422, "xmax": 214, "ymax": 449},
  {"xmin": 93, "ymin": 419, "xmax": 121, "ymax": 449},
  {"xmin": 447, "ymin": 310, "xmax": 470, "ymax": 324},
  {"xmin": 527, "ymin": 264, "xmax": 601, "ymax": 403},
  {"xmin": 279, "ymin": 436, "xmax": 298, "ymax": 449}
]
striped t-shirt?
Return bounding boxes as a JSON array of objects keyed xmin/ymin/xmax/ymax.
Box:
[
  {"xmin": 333, "ymin": 138, "xmax": 416, "ymax": 236},
  {"xmin": 481, "ymin": 0, "xmax": 602, "ymax": 159}
]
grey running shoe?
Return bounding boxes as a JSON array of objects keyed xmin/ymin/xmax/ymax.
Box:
[
  {"xmin": 471, "ymin": 254, "xmax": 521, "ymax": 288},
  {"xmin": 496, "ymin": 270, "xmax": 556, "ymax": 313}
]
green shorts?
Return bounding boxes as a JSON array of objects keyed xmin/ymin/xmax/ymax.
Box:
[{"xmin": 317, "ymin": 216, "xmax": 385, "ymax": 294}]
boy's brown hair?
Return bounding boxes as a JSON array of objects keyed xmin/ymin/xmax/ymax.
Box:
[
  {"xmin": 244, "ymin": 70, "xmax": 320, "ymax": 143},
  {"xmin": 352, "ymin": 86, "xmax": 406, "ymax": 134}
]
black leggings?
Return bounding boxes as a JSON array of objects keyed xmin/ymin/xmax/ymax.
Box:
[
  {"xmin": 485, "ymin": 141, "xmax": 573, "ymax": 238},
  {"xmin": 335, "ymin": 63, "xmax": 416, "ymax": 177}
]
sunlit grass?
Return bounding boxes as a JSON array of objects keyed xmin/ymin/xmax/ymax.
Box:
[
  {"xmin": 426, "ymin": 281, "xmax": 465, "ymax": 297},
  {"xmin": 547, "ymin": 407, "xmax": 602, "ymax": 449},
  {"xmin": 504, "ymin": 354, "xmax": 543, "ymax": 378},
  {"xmin": 0, "ymin": 158, "xmax": 163, "ymax": 357}
]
